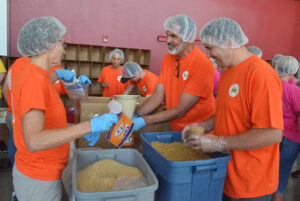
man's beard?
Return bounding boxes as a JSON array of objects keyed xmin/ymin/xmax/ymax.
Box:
[{"xmin": 168, "ymin": 42, "xmax": 187, "ymax": 55}]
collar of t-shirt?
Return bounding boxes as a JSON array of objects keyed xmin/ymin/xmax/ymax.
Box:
[{"xmin": 27, "ymin": 63, "xmax": 50, "ymax": 79}]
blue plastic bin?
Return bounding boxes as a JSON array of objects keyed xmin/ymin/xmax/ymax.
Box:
[{"xmin": 141, "ymin": 132, "xmax": 231, "ymax": 201}]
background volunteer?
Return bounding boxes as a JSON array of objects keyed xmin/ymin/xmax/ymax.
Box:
[
  {"xmin": 98, "ymin": 49, "xmax": 128, "ymax": 97},
  {"xmin": 271, "ymin": 56, "xmax": 300, "ymax": 201},
  {"xmin": 0, "ymin": 59, "xmax": 7, "ymax": 107},
  {"xmin": 247, "ymin": 46, "xmax": 263, "ymax": 58},
  {"xmin": 122, "ymin": 62, "xmax": 159, "ymax": 97}
]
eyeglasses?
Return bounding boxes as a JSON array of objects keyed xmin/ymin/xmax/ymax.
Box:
[
  {"xmin": 58, "ymin": 40, "xmax": 67, "ymax": 49},
  {"xmin": 174, "ymin": 57, "xmax": 180, "ymax": 78}
]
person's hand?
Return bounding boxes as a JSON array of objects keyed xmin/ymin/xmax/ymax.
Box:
[
  {"xmin": 90, "ymin": 113, "xmax": 118, "ymax": 133},
  {"xmin": 188, "ymin": 134, "xmax": 228, "ymax": 153},
  {"xmin": 78, "ymin": 75, "xmax": 91, "ymax": 86},
  {"xmin": 182, "ymin": 124, "xmax": 192, "ymax": 146},
  {"xmin": 182, "ymin": 123, "xmax": 206, "ymax": 146},
  {"xmin": 101, "ymin": 81, "xmax": 109, "ymax": 87},
  {"xmin": 54, "ymin": 69, "xmax": 76, "ymax": 83},
  {"xmin": 132, "ymin": 116, "xmax": 146, "ymax": 131},
  {"xmin": 83, "ymin": 132, "xmax": 100, "ymax": 146}
]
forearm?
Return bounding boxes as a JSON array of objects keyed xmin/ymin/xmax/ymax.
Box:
[
  {"xmin": 224, "ymin": 128, "xmax": 282, "ymax": 150},
  {"xmin": 99, "ymin": 82, "xmax": 106, "ymax": 88},
  {"xmin": 123, "ymin": 85, "xmax": 134, "ymax": 95},
  {"xmin": 49, "ymin": 72, "xmax": 59, "ymax": 83},
  {"xmin": 26, "ymin": 121, "xmax": 91, "ymax": 152},
  {"xmin": 143, "ymin": 106, "xmax": 183, "ymax": 125},
  {"xmin": 137, "ymin": 94, "xmax": 162, "ymax": 116},
  {"xmin": 198, "ymin": 115, "xmax": 215, "ymax": 131}
]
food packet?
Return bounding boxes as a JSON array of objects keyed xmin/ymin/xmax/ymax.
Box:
[
  {"xmin": 62, "ymin": 70, "xmax": 89, "ymax": 100},
  {"xmin": 63, "ymin": 82, "xmax": 88, "ymax": 100},
  {"xmin": 106, "ymin": 113, "xmax": 135, "ymax": 148},
  {"xmin": 112, "ymin": 176, "xmax": 146, "ymax": 191}
]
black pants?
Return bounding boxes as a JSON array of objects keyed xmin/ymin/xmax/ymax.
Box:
[{"xmin": 223, "ymin": 194, "xmax": 272, "ymax": 201}]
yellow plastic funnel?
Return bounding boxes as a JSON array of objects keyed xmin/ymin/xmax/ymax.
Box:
[{"xmin": 114, "ymin": 95, "xmax": 140, "ymax": 118}]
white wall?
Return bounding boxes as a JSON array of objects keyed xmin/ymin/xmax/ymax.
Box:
[{"xmin": 0, "ymin": 0, "xmax": 8, "ymax": 56}]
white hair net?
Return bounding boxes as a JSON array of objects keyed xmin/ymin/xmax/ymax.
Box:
[
  {"xmin": 17, "ymin": 17, "xmax": 66, "ymax": 57},
  {"xmin": 275, "ymin": 56, "xmax": 299, "ymax": 76},
  {"xmin": 121, "ymin": 62, "xmax": 143, "ymax": 78},
  {"xmin": 110, "ymin": 49, "xmax": 125, "ymax": 62},
  {"xmin": 272, "ymin": 54, "xmax": 283, "ymax": 67},
  {"xmin": 200, "ymin": 17, "xmax": 248, "ymax": 49},
  {"xmin": 247, "ymin": 46, "xmax": 262, "ymax": 58},
  {"xmin": 164, "ymin": 14, "xmax": 197, "ymax": 43}
]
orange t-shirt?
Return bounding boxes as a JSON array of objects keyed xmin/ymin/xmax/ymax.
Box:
[
  {"xmin": 159, "ymin": 46, "xmax": 215, "ymax": 131},
  {"xmin": 5, "ymin": 57, "xmax": 30, "ymax": 113},
  {"xmin": 49, "ymin": 66, "xmax": 66, "ymax": 95},
  {"xmin": 214, "ymin": 55, "xmax": 284, "ymax": 198},
  {"xmin": 129, "ymin": 70, "xmax": 159, "ymax": 97},
  {"xmin": 12, "ymin": 63, "xmax": 69, "ymax": 181},
  {"xmin": 6, "ymin": 58, "xmax": 65, "ymax": 113},
  {"xmin": 97, "ymin": 65, "xmax": 128, "ymax": 97}
]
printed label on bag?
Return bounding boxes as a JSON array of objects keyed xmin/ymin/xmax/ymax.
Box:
[{"xmin": 106, "ymin": 113, "xmax": 134, "ymax": 148}]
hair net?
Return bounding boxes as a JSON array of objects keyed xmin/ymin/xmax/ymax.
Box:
[
  {"xmin": 247, "ymin": 46, "xmax": 262, "ymax": 58},
  {"xmin": 17, "ymin": 17, "xmax": 66, "ymax": 57},
  {"xmin": 121, "ymin": 62, "xmax": 143, "ymax": 78},
  {"xmin": 110, "ymin": 49, "xmax": 125, "ymax": 62},
  {"xmin": 275, "ymin": 56, "xmax": 299, "ymax": 76},
  {"xmin": 164, "ymin": 14, "xmax": 197, "ymax": 43},
  {"xmin": 200, "ymin": 17, "xmax": 248, "ymax": 49},
  {"xmin": 272, "ymin": 54, "xmax": 283, "ymax": 67}
]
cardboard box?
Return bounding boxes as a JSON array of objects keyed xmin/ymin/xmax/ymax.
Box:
[{"xmin": 76, "ymin": 96, "xmax": 171, "ymax": 150}]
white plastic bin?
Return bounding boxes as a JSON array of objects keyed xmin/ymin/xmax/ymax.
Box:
[{"xmin": 72, "ymin": 149, "xmax": 158, "ymax": 201}]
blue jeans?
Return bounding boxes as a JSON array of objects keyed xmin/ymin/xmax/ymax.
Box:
[
  {"xmin": 8, "ymin": 131, "xmax": 17, "ymax": 166},
  {"xmin": 277, "ymin": 137, "xmax": 300, "ymax": 194}
]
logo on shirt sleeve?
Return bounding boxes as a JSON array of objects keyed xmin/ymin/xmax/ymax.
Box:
[
  {"xmin": 143, "ymin": 86, "xmax": 147, "ymax": 92},
  {"xmin": 182, "ymin": 71, "xmax": 189, "ymax": 80},
  {"xmin": 117, "ymin": 76, "xmax": 122, "ymax": 82},
  {"xmin": 229, "ymin": 84, "xmax": 239, "ymax": 97}
]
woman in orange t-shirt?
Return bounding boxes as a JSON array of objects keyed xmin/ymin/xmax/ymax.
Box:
[
  {"xmin": 98, "ymin": 49, "xmax": 128, "ymax": 97},
  {"xmin": 12, "ymin": 17, "xmax": 117, "ymax": 201}
]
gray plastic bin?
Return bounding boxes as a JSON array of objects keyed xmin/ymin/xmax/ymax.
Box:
[{"xmin": 72, "ymin": 148, "xmax": 158, "ymax": 201}]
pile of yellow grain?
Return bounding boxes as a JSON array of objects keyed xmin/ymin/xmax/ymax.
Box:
[
  {"xmin": 76, "ymin": 159, "xmax": 144, "ymax": 192},
  {"xmin": 151, "ymin": 141, "xmax": 210, "ymax": 161}
]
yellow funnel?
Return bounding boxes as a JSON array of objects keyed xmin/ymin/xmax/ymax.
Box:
[{"xmin": 114, "ymin": 95, "xmax": 140, "ymax": 118}]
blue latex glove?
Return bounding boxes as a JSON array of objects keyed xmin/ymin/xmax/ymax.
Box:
[
  {"xmin": 83, "ymin": 132, "xmax": 100, "ymax": 146},
  {"xmin": 54, "ymin": 69, "xmax": 76, "ymax": 83},
  {"xmin": 90, "ymin": 113, "xmax": 118, "ymax": 133},
  {"xmin": 132, "ymin": 116, "xmax": 146, "ymax": 131},
  {"xmin": 78, "ymin": 75, "xmax": 91, "ymax": 86}
]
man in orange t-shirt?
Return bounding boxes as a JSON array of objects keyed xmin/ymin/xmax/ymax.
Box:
[
  {"xmin": 133, "ymin": 15, "xmax": 215, "ymax": 132},
  {"xmin": 183, "ymin": 18, "xmax": 283, "ymax": 201},
  {"xmin": 121, "ymin": 62, "xmax": 159, "ymax": 97},
  {"xmin": 98, "ymin": 49, "xmax": 128, "ymax": 97}
]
